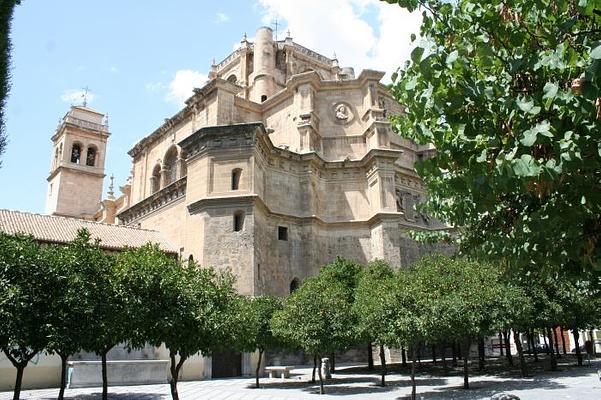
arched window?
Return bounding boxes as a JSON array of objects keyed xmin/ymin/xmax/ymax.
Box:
[
  {"xmin": 151, "ymin": 164, "xmax": 161, "ymax": 193},
  {"xmin": 261, "ymin": 95, "xmax": 267, "ymax": 102},
  {"xmin": 86, "ymin": 146, "xmax": 97, "ymax": 167},
  {"xmin": 70, "ymin": 143, "xmax": 82, "ymax": 164},
  {"xmin": 231, "ymin": 168, "xmax": 242, "ymax": 190},
  {"xmin": 163, "ymin": 146, "xmax": 178, "ymax": 186},
  {"xmin": 53, "ymin": 148, "xmax": 59, "ymax": 168},
  {"xmin": 227, "ymin": 74, "xmax": 237, "ymax": 84},
  {"xmin": 290, "ymin": 278, "xmax": 300, "ymax": 294},
  {"xmin": 188, "ymin": 254, "xmax": 194, "ymax": 264},
  {"xmin": 233, "ymin": 211, "xmax": 245, "ymax": 232}
]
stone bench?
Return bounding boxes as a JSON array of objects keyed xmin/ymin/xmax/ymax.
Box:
[
  {"xmin": 67, "ymin": 360, "xmax": 170, "ymax": 388},
  {"xmin": 265, "ymin": 366, "xmax": 295, "ymax": 380}
]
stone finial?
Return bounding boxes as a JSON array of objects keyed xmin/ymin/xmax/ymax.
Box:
[
  {"xmin": 286, "ymin": 29, "xmax": 291, "ymax": 38},
  {"xmin": 241, "ymin": 32, "xmax": 248, "ymax": 42},
  {"xmin": 107, "ymin": 174, "xmax": 115, "ymax": 200}
]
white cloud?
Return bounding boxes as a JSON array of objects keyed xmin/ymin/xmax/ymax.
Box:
[
  {"xmin": 216, "ymin": 12, "xmax": 230, "ymax": 23},
  {"xmin": 257, "ymin": 0, "xmax": 421, "ymax": 81},
  {"xmin": 109, "ymin": 66, "xmax": 118, "ymax": 73},
  {"xmin": 165, "ymin": 69, "xmax": 208, "ymax": 105},
  {"xmin": 60, "ymin": 89, "xmax": 95, "ymax": 105}
]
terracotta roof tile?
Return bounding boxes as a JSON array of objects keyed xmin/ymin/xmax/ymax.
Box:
[{"xmin": 0, "ymin": 209, "xmax": 177, "ymax": 253}]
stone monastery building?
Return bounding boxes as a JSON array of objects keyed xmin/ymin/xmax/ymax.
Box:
[
  {"xmin": 0, "ymin": 26, "xmax": 448, "ymax": 388},
  {"xmin": 43, "ymin": 26, "xmax": 441, "ymax": 297}
]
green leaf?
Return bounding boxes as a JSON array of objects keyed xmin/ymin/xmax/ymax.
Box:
[
  {"xmin": 405, "ymin": 76, "xmax": 418, "ymax": 91},
  {"xmin": 520, "ymin": 129, "xmax": 537, "ymax": 147},
  {"xmin": 513, "ymin": 154, "xmax": 541, "ymax": 177},
  {"xmin": 542, "ymin": 82, "xmax": 558, "ymax": 99},
  {"xmin": 446, "ymin": 50, "xmax": 458, "ymax": 66},
  {"xmin": 590, "ymin": 45, "xmax": 601, "ymax": 59},
  {"xmin": 411, "ymin": 46, "xmax": 425, "ymax": 64}
]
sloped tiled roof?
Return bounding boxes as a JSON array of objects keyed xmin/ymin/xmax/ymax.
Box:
[{"xmin": 0, "ymin": 209, "xmax": 177, "ymax": 253}]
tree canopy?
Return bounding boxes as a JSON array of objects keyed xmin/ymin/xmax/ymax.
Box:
[{"xmin": 385, "ymin": 0, "xmax": 601, "ymax": 276}]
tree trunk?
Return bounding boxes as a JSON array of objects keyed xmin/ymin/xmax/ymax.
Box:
[
  {"xmin": 311, "ymin": 355, "xmax": 317, "ymax": 383},
  {"xmin": 588, "ymin": 329, "xmax": 596, "ymax": 356},
  {"xmin": 169, "ymin": 352, "xmax": 179, "ymax": 400},
  {"xmin": 3, "ymin": 349, "xmax": 36, "ymax": 400},
  {"xmin": 417, "ymin": 344, "xmax": 421, "ymax": 366},
  {"xmin": 451, "ymin": 343, "xmax": 457, "ymax": 366},
  {"xmin": 431, "ymin": 344, "xmax": 436, "ymax": 364},
  {"xmin": 573, "ymin": 329, "xmax": 583, "ymax": 366},
  {"xmin": 457, "ymin": 342, "xmax": 462, "ymax": 360},
  {"xmin": 367, "ymin": 342, "xmax": 374, "ymax": 370},
  {"xmin": 531, "ymin": 329, "xmax": 539, "ymax": 362},
  {"xmin": 546, "ymin": 326, "xmax": 557, "ymax": 371},
  {"xmin": 317, "ymin": 355, "xmax": 325, "ymax": 395},
  {"xmin": 462, "ymin": 338, "xmax": 470, "ymax": 390},
  {"xmin": 379, "ymin": 345, "xmax": 386, "ymax": 387},
  {"xmin": 330, "ymin": 353, "xmax": 335, "ymax": 373},
  {"xmin": 12, "ymin": 364, "xmax": 25, "ymax": 400},
  {"xmin": 560, "ymin": 327, "xmax": 567, "ymax": 355},
  {"xmin": 513, "ymin": 329, "xmax": 527, "ymax": 377},
  {"xmin": 169, "ymin": 351, "xmax": 187, "ymax": 400},
  {"xmin": 410, "ymin": 345, "xmax": 417, "ymax": 400},
  {"xmin": 401, "ymin": 345, "xmax": 407, "ymax": 367},
  {"xmin": 101, "ymin": 350, "xmax": 108, "ymax": 400},
  {"xmin": 553, "ymin": 326, "xmax": 561, "ymax": 357},
  {"xmin": 58, "ymin": 353, "xmax": 68, "ymax": 400},
  {"xmin": 255, "ymin": 349, "xmax": 263, "ymax": 388},
  {"xmin": 503, "ymin": 331, "xmax": 513, "ymax": 366},
  {"xmin": 477, "ymin": 336, "xmax": 485, "ymax": 371},
  {"xmin": 526, "ymin": 330, "xmax": 532, "ymax": 356},
  {"xmin": 442, "ymin": 345, "xmax": 448, "ymax": 375},
  {"xmin": 498, "ymin": 332, "xmax": 504, "ymax": 356}
]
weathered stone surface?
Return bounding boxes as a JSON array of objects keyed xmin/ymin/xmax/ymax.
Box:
[{"xmin": 67, "ymin": 360, "xmax": 170, "ymax": 388}]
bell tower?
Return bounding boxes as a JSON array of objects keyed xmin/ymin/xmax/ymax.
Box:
[{"xmin": 45, "ymin": 105, "xmax": 110, "ymax": 219}]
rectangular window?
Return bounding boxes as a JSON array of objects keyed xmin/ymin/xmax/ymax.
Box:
[{"xmin": 278, "ymin": 226, "xmax": 288, "ymax": 241}]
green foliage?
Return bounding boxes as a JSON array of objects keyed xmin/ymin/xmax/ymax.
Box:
[
  {"xmin": 0, "ymin": 232, "xmax": 53, "ymax": 362},
  {"xmin": 319, "ymin": 256, "xmax": 363, "ymax": 301},
  {"xmin": 271, "ymin": 276, "xmax": 356, "ymax": 357},
  {"xmin": 405, "ymin": 255, "xmax": 507, "ymax": 343},
  {"xmin": 385, "ymin": 0, "xmax": 601, "ymax": 275},
  {"xmin": 0, "ymin": 1, "xmax": 20, "ymax": 167},
  {"xmin": 47, "ymin": 230, "xmax": 119, "ymax": 359},
  {"xmin": 114, "ymin": 245, "xmax": 238, "ymax": 359},
  {"xmin": 238, "ymin": 295, "xmax": 285, "ymax": 353},
  {"xmin": 353, "ymin": 259, "xmax": 397, "ymax": 346}
]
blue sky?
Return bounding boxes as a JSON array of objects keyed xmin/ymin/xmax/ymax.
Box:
[{"xmin": 1, "ymin": 0, "xmax": 419, "ymax": 213}]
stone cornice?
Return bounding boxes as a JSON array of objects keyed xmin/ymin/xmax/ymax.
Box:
[
  {"xmin": 47, "ymin": 163, "xmax": 105, "ymax": 181},
  {"xmin": 179, "ymin": 122, "xmax": 266, "ymax": 163},
  {"xmin": 128, "ymin": 78, "xmax": 243, "ymax": 159},
  {"xmin": 117, "ymin": 177, "xmax": 187, "ymax": 225},
  {"xmin": 187, "ymin": 192, "xmax": 444, "ymax": 232}
]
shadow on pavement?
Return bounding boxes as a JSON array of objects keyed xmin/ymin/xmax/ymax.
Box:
[{"xmin": 397, "ymin": 376, "xmax": 568, "ymax": 400}]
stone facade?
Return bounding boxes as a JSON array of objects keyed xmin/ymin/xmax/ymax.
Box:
[
  {"xmin": 113, "ymin": 27, "xmax": 443, "ymax": 296},
  {"xmin": 28, "ymin": 27, "xmax": 447, "ymax": 386}
]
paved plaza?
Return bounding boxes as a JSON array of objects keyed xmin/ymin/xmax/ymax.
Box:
[{"xmin": 1, "ymin": 359, "xmax": 599, "ymax": 400}]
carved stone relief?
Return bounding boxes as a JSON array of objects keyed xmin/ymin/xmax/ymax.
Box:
[{"xmin": 331, "ymin": 102, "xmax": 354, "ymax": 124}]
